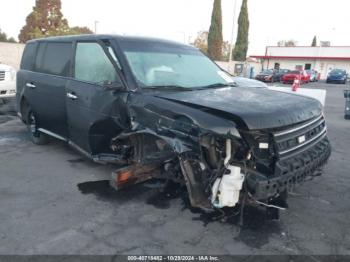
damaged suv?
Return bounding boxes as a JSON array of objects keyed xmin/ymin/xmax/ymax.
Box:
[{"xmin": 17, "ymin": 35, "xmax": 331, "ymax": 212}]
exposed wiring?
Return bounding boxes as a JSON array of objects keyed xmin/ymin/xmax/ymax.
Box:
[{"xmin": 248, "ymin": 192, "xmax": 286, "ymax": 210}]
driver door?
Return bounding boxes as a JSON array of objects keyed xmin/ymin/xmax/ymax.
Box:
[{"xmin": 65, "ymin": 40, "xmax": 128, "ymax": 154}]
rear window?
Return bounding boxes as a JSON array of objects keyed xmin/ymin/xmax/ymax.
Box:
[
  {"xmin": 261, "ymin": 70, "xmax": 273, "ymax": 74},
  {"xmin": 35, "ymin": 42, "xmax": 72, "ymax": 76},
  {"xmin": 20, "ymin": 43, "xmax": 37, "ymax": 70}
]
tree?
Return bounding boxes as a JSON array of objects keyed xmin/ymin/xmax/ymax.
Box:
[
  {"xmin": 19, "ymin": 0, "xmax": 92, "ymax": 43},
  {"xmin": 0, "ymin": 29, "xmax": 8, "ymax": 42},
  {"xmin": 193, "ymin": 31, "xmax": 209, "ymax": 55},
  {"xmin": 311, "ymin": 36, "xmax": 317, "ymax": 47},
  {"xmin": 7, "ymin": 37, "xmax": 17, "ymax": 43},
  {"xmin": 233, "ymin": 0, "xmax": 249, "ymax": 61},
  {"xmin": 0, "ymin": 28, "xmax": 17, "ymax": 43},
  {"xmin": 207, "ymin": 0, "xmax": 223, "ymax": 61},
  {"xmin": 69, "ymin": 26, "xmax": 93, "ymax": 35},
  {"xmin": 222, "ymin": 41, "xmax": 231, "ymax": 61},
  {"xmin": 277, "ymin": 39, "xmax": 297, "ymax": 47}
]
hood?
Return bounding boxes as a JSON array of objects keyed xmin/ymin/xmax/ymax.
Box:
[{"xmin": 156, "ymin": 87, "xmax": 322, "ymax": 130}]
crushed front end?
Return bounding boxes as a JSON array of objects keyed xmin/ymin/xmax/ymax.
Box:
[
  {"xmin": 242, "ymin": 114, "xmax": 331, "ymax": 202},
  {"xmin": 176, "ymin": 113, "xmax": 331, "ymax": 212}
]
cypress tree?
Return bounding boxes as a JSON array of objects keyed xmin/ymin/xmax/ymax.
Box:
[
  {"xmin": 207, "ymin": 0, "xmax": 223, "ymax": 61},
  {"xmin": 233, "ymin": 0, "xmax": 249, "ymax": 61},
  {"xmin": 312, "ymin": 36, "xmax": 317, "ymax": 47}
]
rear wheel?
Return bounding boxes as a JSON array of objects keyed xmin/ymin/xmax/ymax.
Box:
[{"xmin": 27, "ymin": 110, "xmax": 49, "ymax": 145}]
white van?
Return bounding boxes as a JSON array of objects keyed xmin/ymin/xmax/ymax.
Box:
[{"xmin": 0, "ymin": 63, "xmax": 16, "ymax": 99}]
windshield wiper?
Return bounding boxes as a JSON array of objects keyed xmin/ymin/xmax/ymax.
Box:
[
  {"xmin": 143, "ymin": 85, "xmax": 194, "ymax": 91},
  {"xmin": 198, "ymin": 82, "xmax": 237, "ymax": 89}
]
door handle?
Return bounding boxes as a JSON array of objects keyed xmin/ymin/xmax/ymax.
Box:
[
  {"xmin": 26, "ymin": 82, "xmax": 36, "ymax": 89},
  {"xmin": 67, "ymin": 92, "xmax": 78, "ymax": 100}
]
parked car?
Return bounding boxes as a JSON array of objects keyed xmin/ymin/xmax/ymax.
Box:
[
  {"xmin": 282, "ymin": 70, "xmax": 310, "ymax": 84},
  {"xmin": 17, "ymin": 35, "xmax": 331, "ymax": 214},
  {"xmin": 275, "ymin": 69, "xmax": 291, "ymax": 81},
  {"xmin": 232, "ymin": 76, "xmax": 268, "ymax": 88},
  {"xmin": 255, "ymin": 69, "xmax": 281, "ymax": 83},
  {"xmin": 327, "ymin": 69, "xmax": 347, "ymax": 84},
  {"xmin": 306, "ymin": 69, "xmax": 318, "ymax": 82},
  {"xmin": 0, "ymin": 63, "xmax": 16, "ymax": 101}
]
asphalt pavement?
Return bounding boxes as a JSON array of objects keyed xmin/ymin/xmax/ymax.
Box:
[{"xmin": 0, "ymin": 82, "xmax": 349, "ymax": 255}]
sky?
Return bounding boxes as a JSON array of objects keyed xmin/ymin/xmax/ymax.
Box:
[{"xmin": 0, "ymin": 0, "xmax": 349, "ymax": 56}]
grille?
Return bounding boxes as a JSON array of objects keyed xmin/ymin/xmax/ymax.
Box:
[
  {"xmin": 248, "ymin": 136, "xmax": 331, "ymax": 199},
  {"xmin": 0, "ymin": 71, "xmax": 5, "ymax": 81},
  {"xmin": 273, "ymin": 114, "xmax": 327, "ymax": 158}
]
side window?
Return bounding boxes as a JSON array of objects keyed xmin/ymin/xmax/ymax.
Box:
[
  {"xmin": 35, "ymin": 42, "xmax": 72, "ymax": 76},
  {"xmin": 35, "ymin": 43, "xmax": 46, "ymax": 71},
  {"xmin": 74, "ymin": 42, "xmax": 119, "ymax": 84},
  {"xmin": 21, "ymin": 43, "xmax": 37, "ymax": 70}
]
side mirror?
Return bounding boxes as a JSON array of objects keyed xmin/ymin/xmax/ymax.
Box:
[{"xmin": 102, "ymin": 80, "xmax": 124, "ymax": 91}]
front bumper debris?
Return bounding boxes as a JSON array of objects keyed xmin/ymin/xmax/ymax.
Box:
[{"xmin": 246, "ymin": 136, "xmax": 331, "ymax": 200}]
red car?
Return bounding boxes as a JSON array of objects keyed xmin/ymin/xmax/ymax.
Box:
[{"xmin": 282, "ymin": 70, "xmax": 310, "ymax": 84}]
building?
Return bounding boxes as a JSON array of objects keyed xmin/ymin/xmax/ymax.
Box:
[{"xmin": 250, "ymin": 46, "xmax": 350, "ymax": 79}]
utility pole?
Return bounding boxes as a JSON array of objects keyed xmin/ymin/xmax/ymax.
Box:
[
  {"xmin": 94, "ymin": 21, "xmax": 99, "ymax": 34},
  {"xmin": 228, "ymin": 0, "xmax": 238, "ymax": 64}
]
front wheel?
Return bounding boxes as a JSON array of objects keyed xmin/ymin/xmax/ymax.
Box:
[{"xmin": 27, "ymin": 111, "xmax": 49, "ymax": 145}]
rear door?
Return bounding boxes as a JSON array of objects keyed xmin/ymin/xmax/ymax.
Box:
[
  {"xmin": 66, "ymin": 40, "xmax": 128, "ymax": 154},
  {"xmin": 17, "ymin": 42, "xmax": 38, "ymax": 114},
  {"xmin": 27, "ymin": 41, "xmax": 72, "ymax": 137}
]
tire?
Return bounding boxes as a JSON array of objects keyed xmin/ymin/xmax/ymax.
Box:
[{"xmin": 26, "ymin": 110, "xmax": 49, "ymax": 145}]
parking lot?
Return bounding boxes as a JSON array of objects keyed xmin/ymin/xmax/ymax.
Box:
[{"xmin": 0, "ymin": 81, "xmax": 349, "ymax": 255}]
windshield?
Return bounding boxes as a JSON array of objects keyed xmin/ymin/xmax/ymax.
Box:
[
  {"xmin": 119, "ymin": 40, "xmax": 232, "ymax": 89},
  {"xmin": 290, "ymin": 70, "xmax": 301, "ymax": 74},
  {"xmin": 330, "ymin": 69, "xmax": 346, "ymax": 75}
]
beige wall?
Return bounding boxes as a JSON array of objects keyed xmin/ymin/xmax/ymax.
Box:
[{"xmin": 0, "ymin": 42, "xmax": 25, "ymax": 70}]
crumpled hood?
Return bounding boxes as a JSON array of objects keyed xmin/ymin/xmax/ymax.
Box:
[{"xmin": 156, "ymin": 87, "xmax": 322, "ymax": 130}]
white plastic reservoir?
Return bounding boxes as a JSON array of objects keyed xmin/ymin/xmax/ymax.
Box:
[{"xmin": 211, "ymin": 165, "xmax": 245, "ymax": 208}]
